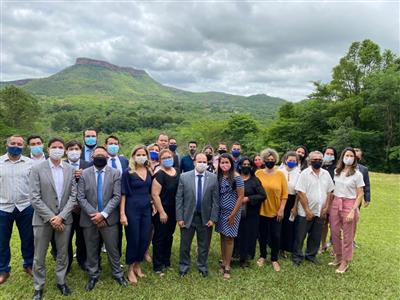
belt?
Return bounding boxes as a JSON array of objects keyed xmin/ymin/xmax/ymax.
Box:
[{"xmin": 334, "ymin": 196, "xmax": 356, "ymax": 212}]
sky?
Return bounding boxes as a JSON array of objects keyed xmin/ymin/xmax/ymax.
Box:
[{"xmin": 1, "ymin": 0, "xmax": 399, "ymax": 101}]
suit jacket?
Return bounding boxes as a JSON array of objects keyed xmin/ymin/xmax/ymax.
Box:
[
  {"xmin": 30, "ymin": 160, "xmax": 77, "ymax": 226},
  {"xmin": 175, "ymin": 170, "xmax": 219, "ymax": 228},
  {"xmin": 118, "ymin": 155, "xmax": 129, "ymax": 171},
  {"xmin": 77, "ymin": 165, "xmax": 121, "ymax": 227},
  {"xmin": 358, "ymin": 164, "xmax": 371, "ymax": 202}
]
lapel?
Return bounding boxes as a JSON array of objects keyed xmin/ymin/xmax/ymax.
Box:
[
  {"xmin": 103, "ymin": 166, "xmax": 112, "ymax": 199},
  {"xmin": 44, "ymin": 161, "xmax": 57, "ymax": 195},
  {"xmin": 202, "ymin": 171, "xmax": 209, "ymax": 197},
  {"xmin": 189, "ymin": 170, "xmax": 196, "ymax": 201},
  {"xmin": 61, "ymin": 161, "xmax": 71, "ymax": 204}
]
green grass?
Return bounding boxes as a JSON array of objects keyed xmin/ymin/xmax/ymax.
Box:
[{"xmin": 1, "ymin": 173, "xmax": 399, "ymax": 299}]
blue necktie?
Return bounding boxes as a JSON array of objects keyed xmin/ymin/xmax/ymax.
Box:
[
  {"xmin": 196, "ymin": 175, "xmax": 203, "ymax": 212},
  {"xmin": 111, "ymin": 158, "xmax": 117, "ymax": 169},
  {"xmin": 97, "ymin": 171, "xmax": 103, "ymax": 212}
]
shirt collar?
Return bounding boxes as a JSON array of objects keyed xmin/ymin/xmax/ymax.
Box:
[
  {"xmin": 0, "ymin": 153, "xmax": 30, "ymax": 163},
  {"xmin": 94, "ymin": 166, "xmax": 107, "ymax": 173},
  {"xmin": 48, "ymin": 159, "xmax": 64, "ymax": 169},
  {"xmin": 194, "ymin": 170, "xmax": 205, "ymax": 177}
]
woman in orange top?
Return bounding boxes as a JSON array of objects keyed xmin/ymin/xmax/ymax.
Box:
[{"xmin": 255, "ymin": 148, "xmax": 288, "ymax": 272}]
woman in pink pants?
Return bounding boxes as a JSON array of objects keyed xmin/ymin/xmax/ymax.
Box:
[{"xmin": 328, "ymin": 147, "xmax": 365, "ymax": 274}]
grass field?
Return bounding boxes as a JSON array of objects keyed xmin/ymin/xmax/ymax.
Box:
[{"xmin": 1, "ymin": 172, "xmax": 399, "ymax": 299}]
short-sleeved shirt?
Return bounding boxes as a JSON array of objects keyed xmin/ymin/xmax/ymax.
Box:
[
  {"xmin": 333, "ymin": 170, "xmax": 365, "ymax": 199},
  {"xmin": 255, "ymin": 169, "xmax": 288, "ymax": 218},
  {"xmin": 155, "ymin": 169, "xmax": 180, "ymax": 207},
  {"xmin": 295, "ymin": 166, "xmax": 335, "ymax": 217}
]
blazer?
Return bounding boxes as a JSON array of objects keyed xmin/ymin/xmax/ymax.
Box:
[
  {"xmin": 358, "ymin": 164, "xmax": 371, "ymax": 202},
  {"xmin": 77, "ymin": 165, "xmax": 121, "ymax": 227},
  {"xmin": 118, "ymin": 155, "xmax": 129, "ymax": 171},
  {"xmin": 30, "ymin": 160, "xmax": 77, "ymax": 226},
  {"xmin": 175, "ymin": 170, "xmax": 219, "ymax": 228}
]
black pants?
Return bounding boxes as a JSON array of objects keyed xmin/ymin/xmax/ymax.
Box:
[
  {"xmin": 292, "ymin": 216, "xmax": 324, "ymax": 263},
  {"xmin": 280, "ymin": 194, "xmax": 296, "ymax": 252},
  {"xmin": 259, "ymin": 216, "xmax": 281, "ymax": 262},
  {"xmin": 152, "ymin": 206, "xmax": 176, "ymax": 272},
  {"xmin": 235, "ymin": 214, "xmax": 259, "ymax": 261}
]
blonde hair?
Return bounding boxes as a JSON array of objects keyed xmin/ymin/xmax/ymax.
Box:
[
  {"xmin": 260, "ymin": 148, "xmax": 279, "ymax": 162},
  {"xmin": 128, "ymin": 144, "xmax": 151, "ymax": 175}
]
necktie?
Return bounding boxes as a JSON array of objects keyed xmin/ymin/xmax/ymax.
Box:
[
  {"xmin": 111, "ymin": 158, "xmax": 117, "ymax": 169},
  {"xmin": 97, "ymin": 171, "xmax": 103, "ymax": 212},
  {"xmin": 196, "ymin": 174, "xmax": 203, "ymax": 212}
]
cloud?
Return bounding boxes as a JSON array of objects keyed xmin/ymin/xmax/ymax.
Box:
[{"xmin": 1, "ymin": 1, "xmax": 398, "ymax": 101}]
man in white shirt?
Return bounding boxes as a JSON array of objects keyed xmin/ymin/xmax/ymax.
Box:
[
  {"xmin": 0, "ymin": 135, "xmax": 34, "ymax": 284},
  {"xmin": 293, "ymin": 151, "xmax": 334, "ymax": 266}
]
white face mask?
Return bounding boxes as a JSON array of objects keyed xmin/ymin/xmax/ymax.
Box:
[
  {"xmin": 67, "ymin": 150, "xmax": 81, "ymax": 162},
  {"xmin": 135, "ymin": 156, "xmax": 147, "ymax": 165},
  {"xmin": 49, "ymin": 148, "xmax": 64, "ymax": 160},
  {"xmin": 343, "ymin": 157, "xmax": 354, "ymax": 166},
  {"xmin": 195, "ymin": 162, "xmax": 208, "ymax": 173}
]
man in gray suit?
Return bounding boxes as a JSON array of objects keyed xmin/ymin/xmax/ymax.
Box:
[
  {"xmin": 30, "ymin": 138, "xmax": 77, "ymax": 300},
  {"xmin": 77, "ymin": 146, "xmax": 127, "ymax": 291},
  {"xmin": 176, "ymin": 153, "xmax": 219, "ymax": 277}
]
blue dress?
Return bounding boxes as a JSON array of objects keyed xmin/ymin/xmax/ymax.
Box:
[
  {"xmin": 121, "ymin": 169, "xmax": 152, "ymax": 264},
  {"xmin": 216, "ymin": 176, "xmax": 244, "ymax": 237}
]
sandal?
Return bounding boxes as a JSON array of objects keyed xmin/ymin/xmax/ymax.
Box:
[
  {"xmin": 219, "ymin": 264, "xmax": 225, "ymax": 275},
  {"xmin": 223, "ymin": 268, "xmax": 231, "ymax": 280},
  {"xmin": 272, "ymin": 261, "xmax": 281, "ymax": 272},
  {"xmin": 328, "ymin": 260, "xmax": 341, "ymax": 266},
  {"xmin": 256, "ymin": 258, "xmax": 266, "ymax": 267}
]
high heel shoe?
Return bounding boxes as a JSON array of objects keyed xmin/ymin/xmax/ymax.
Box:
[{"xmin": 335, "ymin": 264, "xmax": 349, "ymax": 274}]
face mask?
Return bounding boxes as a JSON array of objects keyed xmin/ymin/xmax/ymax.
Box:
[
  {"xmin": 265, "ymin": 161, "xmax": 275, "ymax": 169},
  {"xmin": 206, "ymin": 154, "xmax": 213, "ymax": 161},
  {"xmin": 85, "ymin": 137, "xmax": 97, "ymax": 147},
  {"xmin": 67, "ymin": 150, "xmax": 81, "ymax": 162},
  {"xmin": 343, "ymin": 157, "xmax": 354, "ymax": 166},
  {"xmin": 49, "ymin": 148, "xmax": 64, "ymax": 160},
  {"xmin": 169, "ymin": 144, "xmax": 177, "ymax": 152},
  {"xmin": 162, "ymin": 158, "xmax": 174, "ymax": 168},
  {"xmin": 93, "ymin": 156, "xmax": 107, "ymax": 169},
  {"xmin": 107, "ymin": 144, "xmax": 119, "ymax": 156},
  {"xmin": 30, "ymin": 145, "xmax": 43, "ymax": 156},
  {"xmin": 218, "ymin": 149, "xmax": 227, "ymax": 155},
  {"xmin": 323, "ymin": 155, "xmax": 335, "ymax": 162},
  {"xmin": 220, "ymin": 164, "xmax": 231, "ymax": 172},
  {"xmin": 311, "ymin": 161, "xmax": 322, "ymax": 170},
  {"xmin": 135, "ymin": 156, "xmax": 147, "ymax": 165},
  {"xmin": 149, "ymin": 151, "xmax": 159, "ymax": 161},
  {"xmin": 241, "ymin": 166, "xmax": 252, "ymax": 175},
  {"xmin": 189, "ymin": 149, "xmax": 196, "ymax": 155},
  {"xmin": 232, "ymin": 150, "xmax": 241, "ymax": 158},
  {"xmin": 287, "ymin": 161, "xmax": 297, "ymax": 169},
  {"xmin": 195, "ymin": 162, "xmax": 208, "ymax": 173},
  {"xmin": 7, "ymin": 146, "xmax": 23, "ymax": 156},
  {"xmin": 254, "ymin": 160, "xmax": 263, "ymax": 168}
]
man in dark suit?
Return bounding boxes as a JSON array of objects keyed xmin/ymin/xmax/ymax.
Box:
[
  {"xmin": 65, "ymin": 140, "xmax": 91, "ymax": 272},
  {"xmin": 30, "ymin": 138, "xmax": 77, "ymax": 300},
  {"xmin": 81, "ymin": 129, "xmax": 97, "ymax": 162},
  {"xmin": 180, "ymin": 141, "xmax": 197, "ymax": 173},
  {"xmin": 77, "ymin": 146, "xmax": 127, "ymax": 291},
  {"xmin": 354, "ymin": 148, "xmax": 371, "ymax": 206},
  {"xmin": 176, "ymin": 153, "xmax": 219, "ymax": 277}
]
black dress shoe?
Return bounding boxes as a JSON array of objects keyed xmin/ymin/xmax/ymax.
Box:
[
  {"xmin": 115, "ymin": 277, "xmax": 128, "ymax": 287},
  {"xmin": 57, "ymin": 284, "xmax": 71, "ymax": 296},
  {"xmin": 85, "ymin": 278, "xmax": 97, "ymax": 291},
  {"xmin": 198, "ymin": 270, "xmax": 208, "ymax": 278},
  {"xmin": 292, "ymin": 260, "xmax": 301, "ymax": 266},
  {"xmin": 179, "ymin": 271, "xmax": 187, "ymax": 278},
  {"xmin": 306, "ymin": 257, "xmax": 320, "ymax": 265},
  {"xmin": 32, "ymin": 290, "xmax": 43, "ymax": 300}
]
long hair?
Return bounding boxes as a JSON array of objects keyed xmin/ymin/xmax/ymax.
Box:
[
  {"xmin": 128, "ymin": 144, "xmax": 151, "ymax": 175},
  {"xmin": 335, "ymin": 147, "xmax": 357, "ymax": 177},
  {"xmin": 322, "ymin": 146, "xmax": 338, "ymax": 165},
  {"xmin": 217, "ymin": 153, "xmax": 235, "ymax": 187},
  {"xmin": 238, "ymin": 156, "xmax": 255, "ymax": 176}
]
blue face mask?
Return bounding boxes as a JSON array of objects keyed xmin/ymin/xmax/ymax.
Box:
[
  {"xmin": 30, "ymin": 145, "xmax": 44, "ymax": 156},
  {"xmin": 169, "ymin": 144, "xmax": 177, "ymax": 152},
  {"xmin": 162, "ymin": 157, "xmax": 174, "ymax": 168},
  {"xmin": 107, "ymin": 144, "xmax": 119, "ymax": 156},
  {"xmin": 85, "ymin": 137, "xmax": 97, "ymax": 147},
  {"xmin": 232, "ymin": 150, "xmax": 241, "ymax": 158},
  {"xmin": 7, "ymin": 146, "xmax": 23, "ymax": 156},
  {"xmin": 287, "ymin": 161, "xmax": 297, "ymax": 169},
  {"xmin": 149, "ymin": 151, "xmax": 159, "ymax": 161},
  {"xmin": 323, "ymin": 154, "xmax": 335, "ymax": 162}
]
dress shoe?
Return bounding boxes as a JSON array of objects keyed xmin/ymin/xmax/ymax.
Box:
[
  {"xmin": 179, "ymin": 271, "xmax": 187, "ymax": 278},
  {"xmin": 292, "ymin": 260, "xmax": 301, "ymax": 266},
  {"xmin": 85, "ymin": 277, "xmax": 97, "ymax": 291},
  {"xmin": 0, "ymin": 272, "xmax": 10, "ymax": 284},
  {"xmin": 57, "ymin": 284, "xmax": 71, "ymax": 296},
  {"xmin": 198, "ymin": 270, "xmax": 208, "ymax": 278},
  {"xmin": 306, "ymin": 257, "xmax": 321, "ymax": 265},
  {"xmin": 115, "ymin": 277, "xmax": 128, "ymax": 287},
  {"xmin": 24, "ymin": 267, "xmax": 33, "ymax": 277},
  {"xmin": 32, "ymin": 289, "xmax": 43, "ymax": 300}
]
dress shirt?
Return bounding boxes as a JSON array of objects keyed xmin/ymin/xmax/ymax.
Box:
[
  {"xmin": 0, "ymin": 154, "xmax": 33, "ymax": 212},
  {"xmin": 107, "ymin": 156, "xmax": 122, "ymax": 175},
  {"xmin": 94, "ymin": 167, "xmax": 109, "ymax": 219},
  {"xmin": 48, "ymin": 159, "xmax": 64, "ymax": 205},
  {"xmin": 84, "ymin": 145, "xmax": 94, "ymax": 162},
  {"xmin": 30, "ymin": 153, "xmax": 46, "ymax": 164},
  {"xmin": 68, "ymin": 160, "xmax": 80, "ymax": 170},
  {"xmin": 295, "ymin": 166, "xmax": 334, "ymax": 217}
]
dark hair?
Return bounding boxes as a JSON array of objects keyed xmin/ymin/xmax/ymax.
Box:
[
  {"xmin": 83, "ymin": 128, "xmax": 97, "ymax": 137},
  {"xmin": 322, "ymin": 146, "xmax": 337, "ymax": 162},
  {"xmin": 27, "ymin": 135, "xmax": 43, "ymax": 144},
  {"xmin": 188, "ymin": 141, "xmax": 197, "ymax": 146},
  {"xmin": 66, "ymin": 140, "xmax": 82, "ymax": 150},
  {"xmin": 252, "ymin": 154, "xmax": 265, "ymax": 169},
  {"xmin": 93, "ymin": 146, "xmax": 108, "ymax": 154},
  {"xmin": 238, "ymin": 156, "xmax": 255, "ymax": 176},
  {"xmin": 336, "ymin": 147, "xmax": 357, "ymax": 177},
  {"xmin": 232, "ymin": 142, "xmax": 241, "ymax": 146},
  {"xmin": 218, "ymin": 153, "xmax": 235, "ymax": 188},
  {"xmin": 295, "ymin": 145, "xmax": 309, "ymax": 169},
  {"xmin": 282, "ymin": 151, "xmax": 299, "ymax": 165},
  {"xmin": 48, "ymin": 137, "xmax": 65, "ymax": 148},
  {"xmin": 194, "ymin": 152, "xmax": 207, "ymax": 161},
  {"xmin": 105, "ymin": 135, "xmax": 119, "ymax": 144}
]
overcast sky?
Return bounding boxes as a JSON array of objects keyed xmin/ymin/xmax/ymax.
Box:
[{"xmin": 1, "ymin": 1, "xmax": 399, "ymax": 101}]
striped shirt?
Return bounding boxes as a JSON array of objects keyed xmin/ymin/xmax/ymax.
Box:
[{"xmin": 0, "ymin": 153, "xmax": 33, "ymax": 212}]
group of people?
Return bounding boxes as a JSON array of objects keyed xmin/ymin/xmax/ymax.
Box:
[{"xmin": 0, "ymin": 130, "xmax": 371, "ymax": 300}]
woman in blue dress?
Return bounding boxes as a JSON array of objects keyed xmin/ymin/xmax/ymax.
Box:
[
  {"xmin": 216, "ymin": 153, "xmax": 244, "ymax": 279},
  {"xmin": 120, "ymin": 145, "xmax": 152, "ymax": 284}
]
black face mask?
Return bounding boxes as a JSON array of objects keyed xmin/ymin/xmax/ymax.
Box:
[
  {"xmin": 206, "ymin": 154, "xmax": 213, "ymax": 161},
  {"xmin": 311, "ymin": 161, "xmax": 322, "ymax": 170},
  {"xmin": 241, "ymin": 166, "xmax": 252, "ymax": 175},
  {"xmin": 93, "ymin": 156, "xmax": 108, "ymax": 169},
  {"xmin": 218, "ymin": 149, "xmax": 227, "ymax": 155},
  {"xmin": 265, "ymin": 161, "xmax": 275, "ymax": 169}
]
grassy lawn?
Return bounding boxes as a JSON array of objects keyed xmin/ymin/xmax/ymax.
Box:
[{"xmin": 1, "ymin": 172, "xmax": 399, "ymax": 299}]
